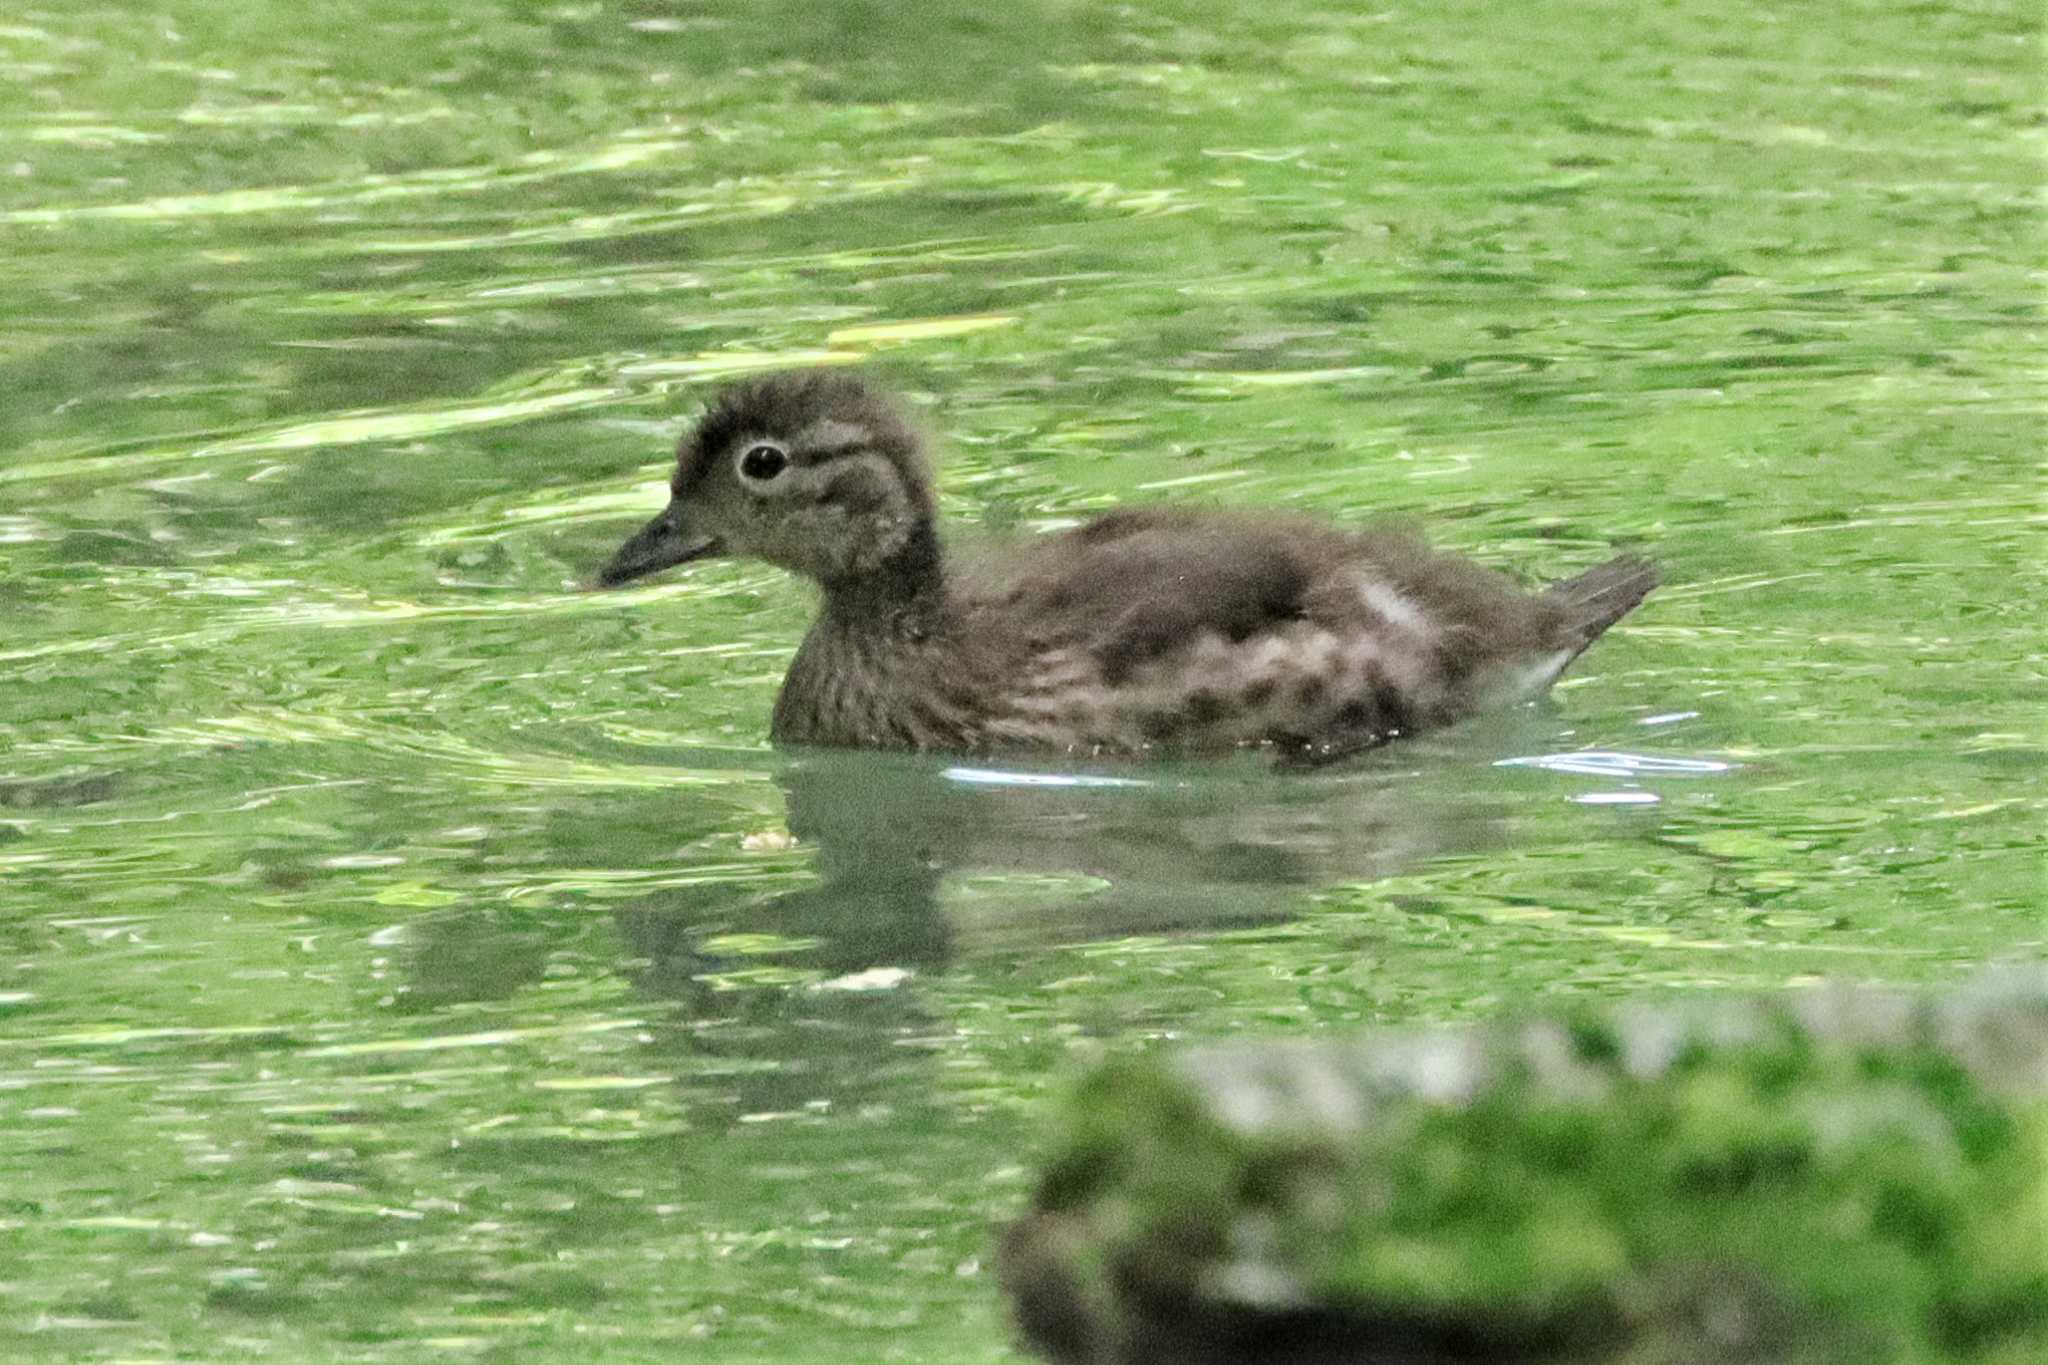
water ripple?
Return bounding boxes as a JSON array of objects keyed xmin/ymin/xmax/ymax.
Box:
[{"xmin": 1495, "ymin": 751, "xmax": 1736, "ymax": 779}]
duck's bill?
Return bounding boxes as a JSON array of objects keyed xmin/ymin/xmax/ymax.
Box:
[{"xmin": 593, "ymin": 507, "xmax": 721, "ymax": 587}]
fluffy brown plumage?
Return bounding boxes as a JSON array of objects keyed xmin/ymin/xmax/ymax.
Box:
[{"xmin": 596, "ymin": 370, "xmax": 1658, "ymax": 761}]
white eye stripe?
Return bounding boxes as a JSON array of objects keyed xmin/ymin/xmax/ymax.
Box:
[{"xmin": 795, "ymin": 418, "xmax": 871, "ymax": 452}]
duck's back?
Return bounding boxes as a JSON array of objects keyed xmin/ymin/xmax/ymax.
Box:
[{"xmin": 959, "ymin": 507, "xmax": 1656, "ymax": 760}]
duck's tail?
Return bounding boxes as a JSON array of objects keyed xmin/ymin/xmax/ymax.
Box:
[{"xmin": 1545, "ymin": 554, "xmax": 1661, "ymax": 657}]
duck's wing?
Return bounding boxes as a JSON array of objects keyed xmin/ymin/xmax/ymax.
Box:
[
  {"xmin": 983, "ymin": 508, "xmax": 1345, "ymax": 680},
  {"xmin": 972, "ymin": 510, "xmax": 1656, "ymax": 757}
]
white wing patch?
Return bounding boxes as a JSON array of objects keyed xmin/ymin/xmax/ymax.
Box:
[{"xmin": 1357, "ymin": 578, "xmax": 1433, "ymax": 637}]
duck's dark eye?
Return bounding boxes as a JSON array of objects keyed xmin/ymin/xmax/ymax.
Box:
[{"xmin": 737, "ymin": 443, "xmax": 788, "ymax": 483}]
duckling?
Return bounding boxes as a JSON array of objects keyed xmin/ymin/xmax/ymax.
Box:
[{"xmin": 595, "ymin": 370, "xmax": 1658, "ymax": 762}]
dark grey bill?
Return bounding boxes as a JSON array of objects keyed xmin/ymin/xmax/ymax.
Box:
[{"xmin": 593, "ymin": 506, "xmax": 720, "ymax": 587}]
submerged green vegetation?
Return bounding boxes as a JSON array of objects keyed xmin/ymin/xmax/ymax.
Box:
[{"xmin": 0, "ymin": 0, "xmax": 2041, "ymax": 1360}]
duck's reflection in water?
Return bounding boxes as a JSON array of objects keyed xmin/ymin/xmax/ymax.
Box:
[
  {"xmin": 396, "ymin": 730, "xmax": 1527, "ymax": 1119},
  {"xmin": 594, "ymin": 738, "xmax": 1514, "ymax": 1122},
  {"xmin": 630, "ymin": 744, "xmax": 1508, "ymax": 972}
]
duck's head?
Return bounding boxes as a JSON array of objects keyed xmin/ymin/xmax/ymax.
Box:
[{"xmin": 595, "ymin": 369, "xmax": 935, "ymax": 590}]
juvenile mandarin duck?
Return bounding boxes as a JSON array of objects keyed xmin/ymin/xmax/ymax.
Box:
[{"xmin": 596, "ymin": 370, "xmax": 1657, "ymax": 762}]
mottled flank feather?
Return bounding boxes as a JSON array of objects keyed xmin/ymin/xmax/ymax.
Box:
[{"xmin": 599, "ymin": 371, "xmax": 1661, "ymax": 761}]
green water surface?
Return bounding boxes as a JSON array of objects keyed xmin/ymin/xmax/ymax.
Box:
[{"xmin": 1, "ymin": 1, "xmax": 2041, "ymax": 1360}]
